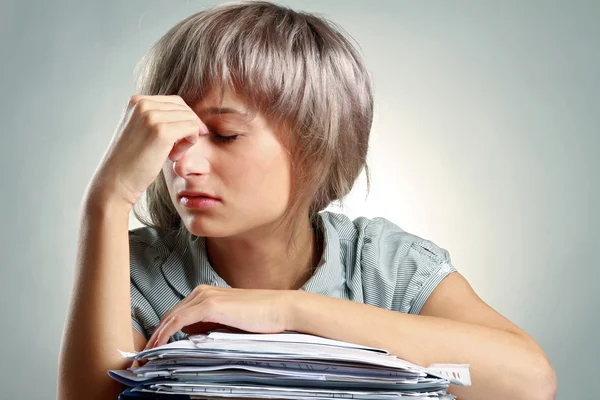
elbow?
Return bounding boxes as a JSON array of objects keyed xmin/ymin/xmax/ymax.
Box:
[
  {"xmin": 57, "ymin": 349, "xmax": 131, "ymax": 400},
  {"xmin": 540, "ymin": 366, "xmax": 558, "ymax": 400},
  {"xmin": 529, "ymin": 355, "xmax": 558, "ymax": 400},
  {"xmin": 58, "ymin": 372, "xmax": 126, "ymax": 400}
]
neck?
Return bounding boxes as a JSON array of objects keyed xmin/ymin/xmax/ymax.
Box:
[{"xmin": 205, "ymin": 215, "xmax": 322, "ymax": 290}]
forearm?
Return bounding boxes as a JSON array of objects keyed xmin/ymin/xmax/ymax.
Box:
[
  {"xmin": 288, "ymin": 291, "xmax": 556, "ymax": 400},
  {"xmin": 58, "ymin": 196, "xmax": 133, "ymax": 399}
]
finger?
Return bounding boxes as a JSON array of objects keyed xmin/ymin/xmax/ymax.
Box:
[
  {"xmin": 131, "ymin": 98, "xmax": 209, "ymax": 133},
  {"xmin": 146, "ymin": 313, "xmax": 176, "ymax": 350},
  {"xmin": 158, "ymin": 119, "xmax": 208, "ymax": 153},
  {"xmin": 168, "ymin": 134, "xmax": 202, "ymax": 162},
  {"xmin": 145, "ymin": 329, "xmax": 158, "ymax": 351},
  {"xmin": 145, "ymin": 295, "xmax": 203, "ymax": 350},
  {"xmin": 128, "ymin": 94, "xmax": 190, "ymax": 109},
  {"xmin": 154, "ymin": 306, "xmax": 210, "ymax": 348},
  {"xmin": 128, "ymin": 97, "xmax": 188, "ymax": 118},
  {"xmin": 138, "ymin": 109, "xmax": 204, "ymax": 124},
  {"xmin": 146, "ymin": 315, "xmax": 175, "ymax": 350},
  {"xmin": 145, "ymin": 286, "xmax": 217, "ymax": 350},
  {"xmin": 158, "ymin": 285, "xmax": 215, "ymax": 325},
  {"xmin": 133, "ymin": 101, "xmax": 208, "ymax": 132},
  {"xmin": 151, "ymin": 316, "xmax": 175, "ymax": 349},
  {"xmin": 138, "ymin": 110, "xmax": 208, "ymax": 145}
]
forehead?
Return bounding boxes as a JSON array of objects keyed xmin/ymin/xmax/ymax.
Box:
[
  {"xmin": 192, "ymin": 86, "xmax": 288, "ymax": 135},
  {"xmin": 194, "ymin": 89, "xmax": 263, "ymax": 133},
  {"xmin": 188, "ymin": 84, "xmax": 286, "ymax": 137},
  {"xmin": 190, "ymin": 85, "xmax": 251, "ymax": 118}
]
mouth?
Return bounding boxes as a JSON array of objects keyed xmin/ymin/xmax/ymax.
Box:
[
  {"xmin": 178, "ymin": 191, "xmax": 220, "ymax": 201},
  {"xmin": 179, "ymin": 193, "xmax": 222, "ymax": 209}
]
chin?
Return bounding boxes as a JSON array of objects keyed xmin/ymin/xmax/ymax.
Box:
[{"xmin": 181, "ymin": 215, "xmax": 235, "ymax": 238}]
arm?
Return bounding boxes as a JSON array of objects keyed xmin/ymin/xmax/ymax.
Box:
[
  {"xmin": 57, "ymin": 94, "xmax": 205, "ymax": 398},
  {"xmin": 57, "ymin": 196, "xmax": 145, "ymax": 399},
  {"xmin": 288, "ymin": 271, "xmax": 557, "ymax": 400}
]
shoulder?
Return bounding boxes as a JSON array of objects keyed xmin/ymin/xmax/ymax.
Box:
[
  {"xmin": 320, "ymin": 211, "xmax": 456, "ymax": 314},
  {"xmin": 320, "ymin": 210, "xmax": 449, "ymax": 260},
  {"xmin": 128, "ymin": 225, "xmax": 173, "ymax": 250},
  {"xmin": 128, "ymin": 226, "xmax": 164, "ymax": 265},
  {"xmin": 128, "ymin": 226, "xmax": 178, "ymax": 287}
]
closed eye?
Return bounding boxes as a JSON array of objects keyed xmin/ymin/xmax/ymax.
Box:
[{"xmin": 209, "ymin": 131, "xmax": 239, "ymax": 143}]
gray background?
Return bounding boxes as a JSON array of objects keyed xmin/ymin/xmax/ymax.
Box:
[{"xmin": 1, "ymin": 0, "xmax": 598, "ymax": 398}]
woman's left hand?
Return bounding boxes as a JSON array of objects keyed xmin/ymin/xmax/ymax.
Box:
[{"xmin": 144, "ymin": 285, "xmax": 296, "ymax": 350}]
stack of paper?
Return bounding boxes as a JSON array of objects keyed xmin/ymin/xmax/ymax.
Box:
[{"xmin": 109, "ymin": 330, "xmax": 471, "ymax": 399}]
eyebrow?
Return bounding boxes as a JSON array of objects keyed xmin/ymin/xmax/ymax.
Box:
[{"xmin": 197, "ymin": 107, "xmax": 249, "ymax": 117}]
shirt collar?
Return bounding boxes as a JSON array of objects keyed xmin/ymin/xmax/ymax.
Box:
[{"xmin": 160, "ymin": 212, "xmax": 346, "ymax": 300}]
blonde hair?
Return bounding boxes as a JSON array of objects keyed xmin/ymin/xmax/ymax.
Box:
[{"xmin": 132, "ymin": 0, "xmax": 373, "ymax": 246}]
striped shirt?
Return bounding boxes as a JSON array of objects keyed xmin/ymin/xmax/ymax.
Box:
[{"xmin": 129, "ymin": 210, "xmax": 457, "ymax": 342}]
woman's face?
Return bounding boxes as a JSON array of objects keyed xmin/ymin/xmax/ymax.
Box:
[{"xmin": 162, "ymin": 86, "xmax": 292, "ymax": 237}]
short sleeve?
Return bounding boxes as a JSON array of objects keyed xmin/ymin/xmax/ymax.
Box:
[
  {"xmin": 401, "ymin": 238, "xmax": 457, "ymax": 315},
  {"xmin": 130, "ymin": 282, "xmax": 152, "ymax": 339},
  {"xmin": 132, "ymin": 317, "xmax": 145, "ymax": 338},
  {"xmin": 358, "ymin": 216, "xmax": 458, "ymax": 314}
]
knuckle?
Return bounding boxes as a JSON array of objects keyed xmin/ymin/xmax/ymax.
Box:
[
  {"xmin": 140, "ymin": 110, "xmax": 158, "ymax": 127},
  {"xmin": 191, "ymin": 285, "xmax": 203, "ymax": 296},
  {"xmin": 200, "ymin": 285, "xmax": 216, "ymax": 299},
  {"xmin": 203, "ymin": 297, "xmax": 219, "ymax": 311},
  {"xmin": 170, "ymin": 95, "xmax": 186, "ymax": 105},
  {"xmin": 193, "ymin": 284, "xmax": 213, "ymax": 296},
  {"xmin": 160, "ymin": 312, "xmax": 171, "ymax": 322},
  {"xmin": 150, "ymin": 121, "xmax": 168, "ymax": 137},
  {"xmin": 134, "ymin": 98, "xmax": 150, "ymax": 114},
  {"xmin": 128, "ymin": 95, "xmax": 144, "ymax": 108}
]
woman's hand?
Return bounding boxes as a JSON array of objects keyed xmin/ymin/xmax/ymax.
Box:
[
  {"xmin": 144, "ymin": 285, "xmax": 296, "ymax": 350},
  {"xmin": 86, "ymin": 94, "xmax": 209, "ymax": 210}
]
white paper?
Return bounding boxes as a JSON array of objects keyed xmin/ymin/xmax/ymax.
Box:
[
  {"xmin": 112, "ymin": 329, "xmax": 470, "ymax": 400},
  {"xmin": 205, "ymin": 330, "xmax": 389, "ymax": 354}
]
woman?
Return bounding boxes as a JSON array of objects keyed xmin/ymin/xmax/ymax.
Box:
[{"xmin": 58, "ymin": 1, "xmax": 557, "ymax": 399}]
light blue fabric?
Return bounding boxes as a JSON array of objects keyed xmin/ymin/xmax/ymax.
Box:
[{"xmin": 129, "ymin": 210, "xmax": 457, "ymax": 341}]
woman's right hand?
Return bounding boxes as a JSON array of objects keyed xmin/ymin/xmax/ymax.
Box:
[{"xmin": 85, "ymin": 95, "xmax": 208, "ymax": 211}]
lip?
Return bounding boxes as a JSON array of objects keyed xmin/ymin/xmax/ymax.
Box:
[
  {"xmin": 180, "ymin": 195, "xmax": 221, "ymax": 209},
  {"xmin": 178, "ymin": 190, "xmax": 220, "ymax": 200}
]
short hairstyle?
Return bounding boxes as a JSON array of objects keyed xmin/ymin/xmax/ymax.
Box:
[{"xmin": 132, "ymin": 0, "xmax": 373, "ymax": 246}]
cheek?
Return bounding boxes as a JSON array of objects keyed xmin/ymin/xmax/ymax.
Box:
[
  {"xmin": 265, "ymin": 155, "xmax": 292, "ymax": 195},
  {"xmin": 161, "ymin": 163, "xmax": 177, "ymax": 196},
  {"xmin": 233, "ymin": 149, "xmax": 291, "ymax": 198}
]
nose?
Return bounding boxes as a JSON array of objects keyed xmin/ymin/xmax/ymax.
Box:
[{"xmin": 172, "ymin": 136, "xmax": 212, "ymax": 178}]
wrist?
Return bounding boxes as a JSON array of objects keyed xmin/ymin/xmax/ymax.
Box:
[
  {"xmin": 82, "ymin": 189, "xmax": 132, "ymax": 221},
  {"xmin": 284, "ymin": 290, "xmax": 311, "ymax": 332}
]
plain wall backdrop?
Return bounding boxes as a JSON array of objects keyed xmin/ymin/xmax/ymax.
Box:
[{"xmin": 1, "ymin": 0, "xmax": 598, "ymax": 398}]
